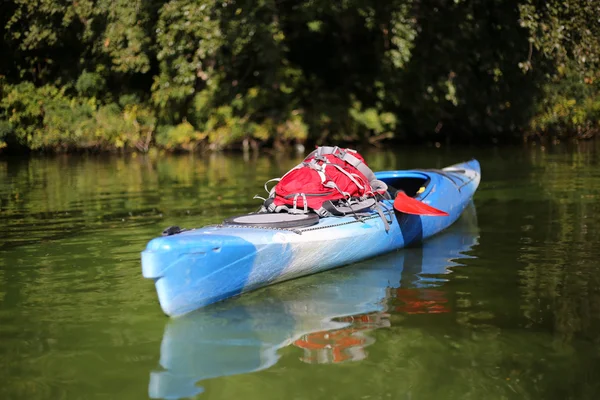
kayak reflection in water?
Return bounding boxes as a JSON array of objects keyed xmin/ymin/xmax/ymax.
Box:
[
  {"xmin": 294, "ymin": 312, "xmax": 391, "ymax": 364},
  {"xmin": 148, "ymin": 203, "xmax": 479, "ymax": 399},
  {"xmin": 292, "ymin": 288, "xmax": 451, "ymax": 364},
  {"xmin": 393, "ymin": 288, "xmax": 451, "ymax": 314}
]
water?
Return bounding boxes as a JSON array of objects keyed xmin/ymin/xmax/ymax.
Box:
[{"xmin": 1, "ymin": 142, "xmax": 600, "ymax": 399}]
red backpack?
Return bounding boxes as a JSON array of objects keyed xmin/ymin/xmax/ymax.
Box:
[{"xmin": 261, "ymin": 146, "xmax": 389, "ymax": 217}]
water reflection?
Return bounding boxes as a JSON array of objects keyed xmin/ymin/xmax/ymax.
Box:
[
  {"xmin": 294, "ymin": 312, "xmax": 390, "ymax": 365},
  {"xmin": 3, "ymin": 144, "xmax": 600, "ymax": 400},
  {"xmin": 148, "ymin": 204, "xmax": 480, "ymax": 399}
]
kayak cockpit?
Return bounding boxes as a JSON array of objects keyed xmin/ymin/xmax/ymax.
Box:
[{"xmin": 375, "ymin": 171, "xmax": 431, "ymax": 198}]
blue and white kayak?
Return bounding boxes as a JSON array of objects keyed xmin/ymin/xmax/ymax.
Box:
[
  {"xmin": 141, "ymin": 159, "xmax": 481, "ymax": 317},
  {"xmin": 148, "ymin": 204, "xmax": 480, "ymax": 399}
]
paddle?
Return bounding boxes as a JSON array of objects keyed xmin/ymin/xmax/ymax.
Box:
[{"xmin": 393, "ymin": 191, "xmax": 449, "ymax": 216}]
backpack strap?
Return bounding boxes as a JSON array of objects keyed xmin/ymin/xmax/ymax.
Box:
[
  {"xmin": 320, "ymin": 198, "xmax": 378, "ymax": 215},
  {"xmin": 305, "ymin": 145, "xmax": 339, "ymax": 159},
  {"xmin": 307, "ymin": 146, "xmax": 369, "ymax": 177},
  {"xmin": 333, "ymin": 149, "xmax": 388, "ymax": 194},
  {"xmin": 305, "ymin": 146, "xmax": 388, "ymax": 195},
  {"xmin": 316, "ymin": 198, "xmax": 392, "ymax": 232},
  {"xmin": 262, "ymin": 197, "xmax": 290, "ymax": 213}
]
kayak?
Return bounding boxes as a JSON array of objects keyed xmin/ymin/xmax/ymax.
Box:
[
  {"xmin": 148, "ymin": 204, "xmax": 480, "ymax": 399},
  {"xmin": 141, "ymin": 159, "xmax": 481, "ymax": 317}
]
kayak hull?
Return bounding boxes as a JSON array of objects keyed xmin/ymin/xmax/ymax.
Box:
[{"xmin": 141, "ymin": 159, "xmax": 481, "ymax": 317}]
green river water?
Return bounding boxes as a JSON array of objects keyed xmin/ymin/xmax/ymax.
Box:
[{"xmin": 1, "ymin": 142, "xmax": 600, "ymax": 399}]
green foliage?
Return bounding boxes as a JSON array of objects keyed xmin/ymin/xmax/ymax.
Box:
[
  {"xmin": 75, "ymin": 71, "xmax": 107, "ymax": 97},
  {"xmin": 151, "ymin": 0, "xmax": 223, "ymax": 119},
  {"xmin": 0, "ymin": 120, "xmax": 11, "ymax": 149},
  {"xmin": 528, "ymin": 65, "xmax": 600, "ymax": 139},
  {"xmin": 518, "ymin": 1, "xmax": 600, "ymax": 139},
  {"xmin": 518, "ymin": 0, "xmax": 600, "ymax": 78},
  {"xmin": 1, "ymin": 0, "xmax": 599, "ymax": 153},
  {"xmin": 156, "ymin": 121, "xmax": 206, "ymax": 151},
  {"xmin": 98, "ymin": 0, "xmax": 153, "ymax": 74},
  {"xmin": 0, "ymin": 82, "xmax": 155, "ymax": 151},
  {"xmin": 348, "ymin": 101, "xmax": 397, "ymax": 143}
]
